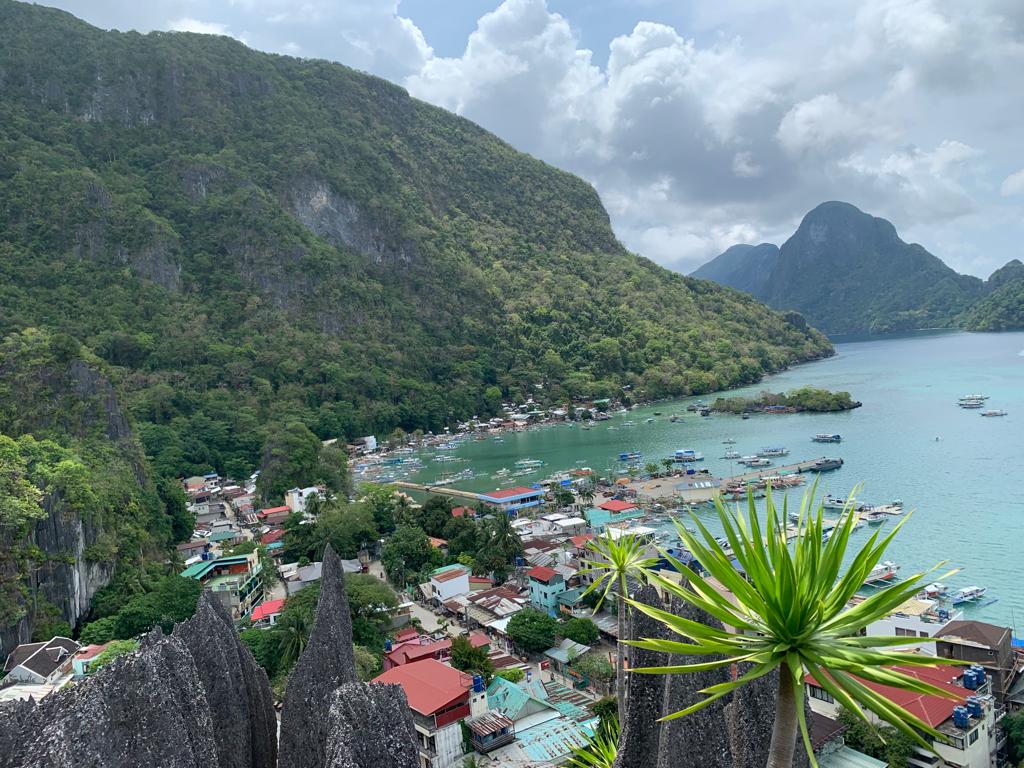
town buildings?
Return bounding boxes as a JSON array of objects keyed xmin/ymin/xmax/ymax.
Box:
[
  {"xmin": 179, "ymin": 551, "xmax": 264, "ymax": 619},
  {"xmin": 477, "ymin": 486, "xmax": 546, "ymax": 516},
  {"xmin": 527, "ymin": 565, "xmax": 567, "ymax": 616},
  {"xmin": 2, "ymin": 637, "xmax": 79, "ymax": 685}
]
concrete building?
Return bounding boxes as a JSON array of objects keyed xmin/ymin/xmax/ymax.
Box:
[
  {"xmin": 250, "ymin": 597, "xmax": 286, "ymax": 627},
  {"xmin": 806, "ymin": 663, "xmax": 1001, "ymax": 768},
  {"xmin": 935, "ymin": 620, "xmax": 1017, "ymax": 706},
  {"xmin": 285, "ymin": 486, "xmax": 323, "ymax": 515},
  {"xmin": 858, "ymin": 596, "xmax": 958, "ymax": 655},
  {"xmin": 373, "ymin": 659, "xmax": 485, "ymax": 768},
  {"xmin": 478, "ymin": 486, "xmax": 546, "ymax": 516},
  {"xmin": 527, "ymin": 566, "xmax": 566, "ymax": 616},
  {"xmin": 180, "ymin": 551, "xmax": 264, "ymax": 619},
  {"xmin": 429, "ymin": 564, "xmax": 470, "ymax": 605}
]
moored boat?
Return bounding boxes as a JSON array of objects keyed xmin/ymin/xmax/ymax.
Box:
[
  {"xmin": 618, "ymin": 450, "xmax": 642, "ymax": 461},
  {"xmin": 672, "ymin": 448, "xmax": 704, "ymax": 463},
  {"xmin": 981, "ymin": 410, "xmax": 1007, "ymax": 417},
  {"xmin": 822, "ymin": 494, "xmax": 850, "ymax": 510},
  {"xmin": 722, "ymin": 450, "xmax": 741, "ymax": 460},
  {"xmin": 758, "ymin": 447, "xmax": 789, "ymax": 458},
  {"xmin": 920, "ymin": 582, "xmax": 949, "ymax": 599},
  {"xmin": 864, "ymin": 560, "xmax": 900, "ymax": 585},
  {"xmin": 813, "ymin": 433, "xmax": 842, "ymax": 443},
  {"xmin": 951, "ymin": 586, "xmax": 987, "ymax": 604},
  {"xmin": 807, "ymin": 457, "xmax": 844, "ymax": 472}
]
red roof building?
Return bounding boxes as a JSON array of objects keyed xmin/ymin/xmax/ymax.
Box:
[
  {"xmin": 451, "ymin": 506, "xmax": 475, "ymax": 518},
  {"xmin": 383, "ymin": 631, "xmax": 490, "ymax": 670},
  {"xmin": 527, "ymin": 565, "xmax": 559, "ymax": 584},
  {"xmin": 599, "ymin": 499, "xmax": 638, "ymax": 513},
  {"xmin": 260, "ymin": 528, "xmax": 286, "ymax": 545},
  {"xmin": 482, "ymin": 486, "xmax": 539, "ymax": 500},
  {"xmin": 569, "ymin": 534, "xmax": 595, "ymax": 549},
  {"xmin": 250, "ymin": 598, "xmax": 286, "ymax": 626},
  {"xmin": 428, "ymin": 537, "xmax": 448, "ymax": 549},
  {"xmin": 373, "ymin": 659, "xmax": 473, "ymax": 723}
]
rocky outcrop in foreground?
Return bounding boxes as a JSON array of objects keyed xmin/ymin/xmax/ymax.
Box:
[
  {"xmin": 614, "ymin": 583, "xmax": 806, "ymax": 768},
  {"xmin": 323, "ymin": 683, "xmax": 420, "ymax": 768},
  {"xmin": 278, "ymin": 544, "xmax": 358, "ymax": 768}
]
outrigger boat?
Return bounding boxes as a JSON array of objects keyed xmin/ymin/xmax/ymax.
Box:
[
  {"xmin": 864, "ymin": 561, "xmax": 899, "ymax": 586},
  {"xmin": 920, "ymin": 582, "xmax": 949, "ymax": 599},
  {"xmin": 672, "ymin": 449, "xmax": 704, "ymax": 463},
  {"xmin": 981, "ymin": 410, "xmax": 1007, "ymax": 417},
  {"xmin": 722, "ymin": 450, "xmax": 742, "ymax": 460},
  {"xmin": 951, "ymin": 586, "xmax": 987, "ymax": 604},
  {"xmin": 758, "ymin": 447, "xmax": 789, "ymax": 458},
  {"xmin": 813, "ymin": 433, "xmax": 842, "ymax": 443}
]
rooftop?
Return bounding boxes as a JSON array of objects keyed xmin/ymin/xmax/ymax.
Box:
[
  {"xmin": 258, "ymin": 505, "xmax": 290, "ymax": 516},
  {"xmin": 372, "ymin": 659, "xmax": 471, "ymax": 716},
  {"xmin": 598, "ymin": 499, "xmax": 638, "ymax": 512},
  {"xmin": 820, "ymin": 746, "xmax": 887, "ymax": 768},
  {"xmin": 3, "ymin": 637, "xmax": 79, "ymax": 678},
  {"xmin": 569, "ymin": 534, "xmax": 595, "ymax": 548},
  {"xmin": 431, "ymin": 564, "xmax": 470, "ymax": 583},
  {"xmin": 935, "ymin": 619, "xmax": 1011, "ymax": 650},
  {"xmin": 527, "ymin": 565, "xmax": 560, "ymax": 583},
  {"xmin": 481, "ymin": 486, "xmax": 544, "ymax": 501},
  {"xmin": 250, "ymin": 598, "xmax": 286, "ymax": 623}
]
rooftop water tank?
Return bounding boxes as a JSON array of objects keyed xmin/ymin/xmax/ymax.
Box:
[
  {"xmin": 966, "ymin": 697, "xmax": 983, "ymax": 718},
  {"xmin": 971, "ymin": 664, "xmax": 987, "ymax": 684},
  {"xmin": 384, "ymin": 639, "xmax": 392, "ymax": 652},
  {"xmin": 963, "ymin": 669, "xmax": 979, "ymax": 690},
  {"xmin": 952, "ymin": 706, "xmax": 970, "ymax": 729},
  {"xmin": 472, "ymin": 674, "xmax": 484, "ymax": 693}
]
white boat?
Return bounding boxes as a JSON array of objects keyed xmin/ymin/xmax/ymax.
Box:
[
  {"xmin": 960, "ymin": 394, "xmax": 989, "ymax": 401},
  {"xmin": 722, "ymin": 438, "xmax": 736, "ymax": 445},
  {"xmin": 951, "ymin": 586, "xmax": 987, "ymax": 605},
  {"xmin": 981, "ymin": 410, "xmax": 1007, "ymax": 417},
  {"xmin": 813, "ymin": 433, "xmax": 842, "ymax": 443},
  {"xmin": 645, "ymin": 417, "xmax": 655, "ymax": 423},
  {"xmin": 512, "ymin": 468, "xmax": 537, "ymax": 477},
  {"xmin": 515, "ymin": 458, "xmax": 545, "ymax": 468},
  {"xmin": 721, "ymin": 451, "xmax": 741, "ymax": 460},
  {"xmin": 864, "ymin": 561, "xmax": 900, "ymax": 585},
  {"xmin": 742, "ymin": 457, "xmax": 773, "ymax": 467},
  {"xmin": 758, "ymin": 447, "xmax": 789, "ymax": 457},
  {"xmin": 822, "ymin": 494, "xmax": 855, "ymax": 510},
  {"xmin": 672, "ymin": 449, "xmax": 704, "ymax": 463},
  {"xmin": 920, "ymin": 582, "xmax": 949, "ymax": 599}
]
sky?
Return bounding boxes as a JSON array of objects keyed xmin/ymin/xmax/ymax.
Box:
[{"xmin": 38, "ymin": 0, "xmax": 1024, "ymax": 278}]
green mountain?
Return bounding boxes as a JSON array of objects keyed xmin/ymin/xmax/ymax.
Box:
[
  {"xmin": 0, "ymin": 1, "xmax": 830, "ymax": 481},
  {"xmin": 691, "ymin": 243, "xmax": 779, "ymax": 297},
  {"xmin": 693, "ymin": 202, "xmax": 987, "ymax": 335},
  {"xmin": 962, "ymin": 260, "xmax": 1024, "ymax": 331}
]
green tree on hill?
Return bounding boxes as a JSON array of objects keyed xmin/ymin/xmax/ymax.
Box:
[{"xmin": 507, "ymin": 609, "xmax": 559, "ymax": 654}]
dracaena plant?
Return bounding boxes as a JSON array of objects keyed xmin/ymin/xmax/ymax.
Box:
[
  {"xmin": 627, "ymin": 487, "xmax": 961, "ymax": 768},
  {"xmin": 581, "ymin": 530, "xmax": 661, "ymax": 723}
]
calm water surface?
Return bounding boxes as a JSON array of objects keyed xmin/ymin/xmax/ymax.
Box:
[{"xmin": 407, "ymin": 331, "xmax": 1024, "ymax": 629}]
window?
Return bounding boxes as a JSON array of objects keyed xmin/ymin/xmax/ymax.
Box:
[
  {"xmin": 808, "ymin": 685, "xmax": 834, "ymax": 703},
  {"xmin": 895, "ymin": 627, "xmax": 915, "ymax": 637},
  {"xmin": 949, "ymin": 736, "xmax": 965, "ymax": 750},
  {"xmin": 969, "ymin": 730, "xmax": 979, "ymax": 745}
]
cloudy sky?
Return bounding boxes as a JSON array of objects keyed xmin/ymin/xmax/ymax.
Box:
[{"xmin": 42, "ymin": 0, "xmax": 1024, "ymax": 277}]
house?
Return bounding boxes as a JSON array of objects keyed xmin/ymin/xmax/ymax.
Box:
[
  {"xmin": 429, "ymin": 564, "xmax": 471, "ymax": 605},
  {"xmin": 463, "ymin": 587, "xmax": 529, "ymax": 632},
  {"xmin": 428, "ymin": 537, "xmax": 449, "ymax": 554},
  {"xmin": 250, "ymin": 597, "xmax": 286, "ymax": 628},
  {"xmin": 257, "ymin": 505, "xmax": 292, "ymax": 527},
  {"xmin": 373, "ymin": 659, "xmax": 486, "ymax": 768},
  {"xmin": 71, "ymin": 643, "xmax": 110, "ymax": 679},
  {"xmin": 285, "ymin": 561, "xmax": 323, "ymax": 595},
  {"xmin": 805, "ymin": 663, "xmax": 1000, "ymax": 768},
  {"xmin": 935, "ymin": 620, "xmax": 1017, "ymax": 706},
  {"xmin": 260, "ymin": 528, "xmax": 286, "ymax": 546},
  {"xmin": 477, "ymin": 487, "xmax": 546, "ymax": 516},
  {"xmin": 180, "ymin": 552, "xmax": 264, "ymax": 619},
  {"xmin": 284, "ymin": 486, "xmax": 323, "ymax": 515},
  {"xmin": 208, "ymin": 529, "xmax": 245, "ymax": 548},
  {"xmin": 176, "ymin": 538, "xmax": 211, "ymax": 557},
  {"xmin": 383, "ymin": 631, "xmax": 490, "ymax": 671},
  {"xmin": 585, "ymin": 505, "xmax": 645, "ymax": 533},
  {"xmin": 3, "ymin": 637, "xmax": 79, "ymax": 685},
  {"xmin": 543, "ymin": 638, "xmax": 590, "ymax": 676},
  {"xmin": 552, "ymin": 517, "xmax": 587, "ymax": 536},
  {"xmin": 451, "ymin": 506, "xmax": 476, "ymax": 519},
  {"xmin": 476, "ymin": 676, "xmax": 598, "ymax": 767},
  {"xmin": 856, "ymin": 595, "xmax": 958, "ymax": 655},
  {"xmin": 527, "ymin": 566, "xmax": 567, "ymax": 616}
]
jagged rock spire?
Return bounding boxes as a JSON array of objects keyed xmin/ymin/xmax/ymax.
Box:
[
  {"xmin": 173, "ymin": 592, "xmax": 278, "ymax": 768},
  {"xmin": 323, "ymin": 683, "xmax": 420, "ymax": 768},
  {"xmin": 613, "ymin": 585, "xmax": 671, "ymax": 768},
  {"xmin": 0, "ymin": 628, "xmax": 219, "ymax": 768},
  {"xmin": 278, "ymin": 543, "xmax": 358, "ymax": 768}
]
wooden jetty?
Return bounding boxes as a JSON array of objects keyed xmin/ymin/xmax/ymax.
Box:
[
  {"xmin": 724, "ymin": 458, "xmax": 836, "ymax": 486},
  {"xmin": 392, "ymin": 481, "xmax": 484, "ymax": 502}
]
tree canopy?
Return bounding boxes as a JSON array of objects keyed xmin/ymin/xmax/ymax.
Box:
[{"xmin": 507, "ymin": 609, "xmax": 559, "ymax": 654}]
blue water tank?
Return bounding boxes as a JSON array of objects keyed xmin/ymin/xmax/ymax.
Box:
[
  {"xmin": 472, "ymin": 674, "xmax": 484, "ymax": 693},
  {"xmin": 966, "ymin": 697, "xmax": 983, "ymax": 718},
  {"xmin": 971, "ymin": 664, "xmax": 987, "ymax": 684},
  {"xmin": 952, "ymin": 706, "xmax": 970, "ymax": 729},
  {"xmin": 526, "ymin": 669, "xmax": 532, "ymax": 682},
  {"xmin": 963, "ymin": 669, "xmax": 978, "ymax": 690},
  {"xmin": 384, "ymin": 639, "xmax": 392, "ymax": 652}
]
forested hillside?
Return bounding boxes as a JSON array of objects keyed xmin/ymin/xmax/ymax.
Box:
[
  {"xmin": 962, "ymin": 260, "xmax": 1024, "ymax": 330},
  {"xmin": 0, "ymin": 1, "xmax": 830, "ymax": 481}
]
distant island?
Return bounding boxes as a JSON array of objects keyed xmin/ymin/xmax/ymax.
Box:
[{"xmin": 711, "ymin": 387, "xmax": 861, "ymax": 414}]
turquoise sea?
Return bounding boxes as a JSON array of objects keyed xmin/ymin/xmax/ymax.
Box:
[{"xmin": 406, "ymin": 331, "xmax": 1024, "ymax": 629}]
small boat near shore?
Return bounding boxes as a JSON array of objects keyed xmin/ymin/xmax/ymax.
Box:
[
  {"xmin": 758, "ymin": 447, "xmax": 789, "ymax": 458},
  {"xmin": 981, "ymin": 410, "xmax": 1007, "ymax": 417},
  {"xmin": 807, "ymin": 457, "xmax": 844, "ymax": 472},
  {"xmin": 740, "ymin": 456, "xmax": 773, "ymax": 467},
  {"xmin": 920, "ymin": 582, "xmax": 949, "ymax": 599},
  {"xmin": 722, "ymin": 450, "xmax": 742, "ymax": 460},
  {"xmin": 672, "ymin": 448, "xmax": 704, "ymax": 463},
  {"xmin": 864, "ymin": 561, "xmax": 899, "ymax": 585},
  {"xmin": 951, "ymin": 586, "xmax": 987, "ymax": 605}
]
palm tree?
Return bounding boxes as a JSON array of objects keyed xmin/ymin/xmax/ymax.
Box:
[
  {"xmin": 577, "ymin": 483, "xmax": 596, "ymax": 508},
  {"xmin": 274, "ymin": 610, "xmax": 310, "ymax": 669},
  {"xmin": 628, "ymin": 488, "xmax": 960, "ymax": 768},
  {"xmin": 483, "ymin": 513, "xmax": 524, "ymax": 564},
  {"xmin": 581, "ymin": 531, "xmax": 660, "ymax": 724}
]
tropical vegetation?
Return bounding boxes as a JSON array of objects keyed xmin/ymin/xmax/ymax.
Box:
[
  {"xmin": 711, "ymin": 387, "xmax": 860, "ymax": 414},
  {"xmin": 628, "ymin": 489, "xmax": 961, "ymax": 768}
]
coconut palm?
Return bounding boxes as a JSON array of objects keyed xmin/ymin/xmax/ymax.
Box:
[
  {"xmin": 581, "ymin": 531, "xmax": 661, "ymax": 724},
  {"xmin": 274, "ymin": 610, "xmax": 310, "ymax": 668},
  {"xmin": 627, "ymin": 488, "xmax": 960, "ymax": 768},
  {"xmin": 578, "ymin": 483, "xmax": 596, "ymax": 508}
]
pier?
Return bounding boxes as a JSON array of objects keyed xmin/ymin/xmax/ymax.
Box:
[
  {"xmin": 722, "ymin": 457, "xmax": 834, "ymax": 485},
  {"xmin": 628, "ymin": 458, "xmax": 835, "ymax": 503},
  {"xmin": 392, "ymin": 481, "xmax": 485, "ymax": 502}
]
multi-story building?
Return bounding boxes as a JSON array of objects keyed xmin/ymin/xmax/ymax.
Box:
[
  {"xmin": 477, "ymin": 486, "xmax": 545, "ymax": 516},
  {"xmin": 806, "ymin": 663, "xmax": 1001, "ymax": 768},
  {"xmin": 527, "ymin": 566, "xmax": 567, "ymax": 616},
  {"xmin": 935, "ymin": 620, "xmax": 1017, "ymax": 707},
  {"xmin": 429, "ymin": 564, "xmax": 470, "ymax": 605},
  {"xmin": 180, "ymin": 551, "xmax": 264, "ymax": 619},
  {"xmin": 373, "ymin": 659, "xmax": 487, "ymax": 768}
]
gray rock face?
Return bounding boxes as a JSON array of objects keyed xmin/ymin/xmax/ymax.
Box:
[
  {"xmin": 278, "ymin": 544, "xmax": 358, "ymax": 768},
  {"xmin": 1, "ymin": 629, "xmax": 218, "ymax": 768},
  {"xmin": 324, "ymin": 683, "xmax": 420, "ymax": 768},
  {"xmin": 613, "ymin": 585, "xmax": 800, "ymax": 768},
  {"xmin": 0, "ymin": 594, "xmax": 277, "ymax": 768},
  {"xmin": 174, "ymin": 594, "xmax": 278, "ymax": 768}
]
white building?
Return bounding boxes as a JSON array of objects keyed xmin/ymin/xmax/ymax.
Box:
[
  {"xmin": 860, "ymin": 596, "xmax": 960, "ymax": 655},
  {"xmin": 284, "ymin": 486, "xmax": 324, "ymax": 515},
  {"xmin": 429, "ymin": 565, "xmax": 471, "ymax": 604}
]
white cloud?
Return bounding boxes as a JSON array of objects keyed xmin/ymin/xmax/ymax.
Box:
[
  {"xmin": 777, "ymin": 94, "xmax": 880, "ymax": 157},
  {"xmin": 1000, "ymin": 168, "xmax": 1024, "ymax": 196},
  {"xmin": 170, "ymin": 18, "xmax": 232, "ymax": 36}
]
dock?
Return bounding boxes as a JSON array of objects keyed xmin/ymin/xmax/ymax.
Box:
[
  {"xmin": 392, "ymin": 481, "xmax": 485, "ymax": 502},
  {"xmin": 723, "ymin": 458, "xmax": 836, "ymax": 485},
  {"xmin": 628, "ymin": 458, "xmax": 836, "ymax": 503}
]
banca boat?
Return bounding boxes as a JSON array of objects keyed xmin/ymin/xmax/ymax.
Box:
[
  {"xmin": 951, "ymin": 586, "xmax": 987, "ymax": 604},
  {"xmin": 863, "ymin": 561, "xmax": 899, "ymax": 585},
  {"xmin": 812, "ymin": 433, "xmax": 842, "ymax": 443},
  {"xmin": 758, "ymin": 447, "xmax": 789, "ymax": 458}
]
